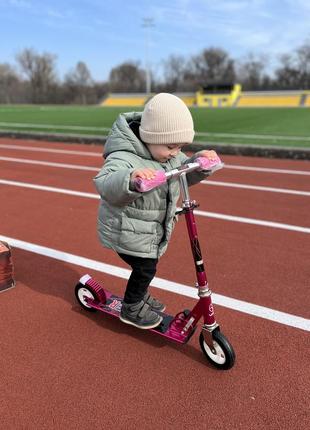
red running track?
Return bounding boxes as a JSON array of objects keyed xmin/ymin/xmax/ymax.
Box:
[{"xmin": 0, "ymin": 138, "xmax": 309, "ymax": 429}]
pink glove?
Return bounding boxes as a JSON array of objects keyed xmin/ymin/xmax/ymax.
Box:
[
  {"xmin": 195, "ymin": 155, "xmax": 222, "ymax": 170},
  {"xmin": 134, "ymin": 170, "xmax": 167, "ymax": 192}
]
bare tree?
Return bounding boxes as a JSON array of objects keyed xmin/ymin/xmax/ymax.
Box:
[
  {"xmin": 0, "ymin": 63, "xmax": 21, "ymax": 103},
  {"xmin": 16, "ymin": 48, "xmax": 58, "ymax": 103},
  {"xmin": 162, "ymin": 55, "xmax": 187, "ymax": 92},
  {"xmin": 296, "ymin": 40, "xmax": 310, "ymax": 89},
  {"xmin": 275, "ymin": 54, "xmax": 300, "ymax": 89},
  {"xmin": 189, "ymin": 47, "xmax": 236, "ymax": 86},
  {"xmin": 109, "ymin": 62, "xmax": 146, "ymax": 92},
  {"xmin": 237, "ymin": 53, "xmax": 268, "ymax": 90},
  {"xmin": 64, "ymin": 61, "xmax": 93, "ymax": 104}
]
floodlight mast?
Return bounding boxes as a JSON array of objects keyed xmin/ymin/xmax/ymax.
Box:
[{"xmin": 142, "ymin": 17, "xmax": 154, "ymax": 95}]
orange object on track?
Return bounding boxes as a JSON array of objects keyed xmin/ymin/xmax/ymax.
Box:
[{"xmin": 0, "ymin": 241, "xmax": 15, "ymax": 292}]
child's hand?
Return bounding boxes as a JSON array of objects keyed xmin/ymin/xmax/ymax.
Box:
[
  {"xmin": 198, "ymin": 150, "xmax": 218, "ymax": 161},
  {"xmin": 131, "ymin": 168, "xmax": 157, "ymax": 180}
]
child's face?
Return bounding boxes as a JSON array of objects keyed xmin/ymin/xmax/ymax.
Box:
[{"xmin": 146, "ymin": 143, "xmax": 185, "ymax": 163}]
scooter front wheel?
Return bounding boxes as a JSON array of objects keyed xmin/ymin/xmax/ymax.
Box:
[
  {"xmin": 75, "ymin": 283, "xmax": 102, "ymax": 312},
  {"xmin": 199, "ymin": 329, "xmax": 235, "ymax": 370}
]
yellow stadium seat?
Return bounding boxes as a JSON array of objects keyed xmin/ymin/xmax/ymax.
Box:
[
  {"xmin": 238, "ymin": 95, "xmax": 301, "ymax": 107},
  {"xmin": 101, "ymin": 94, "xmax": 148, "ymax": 107},
  {"xmin": 101, "ymin": 93, "xmax": 196, "ymax": 107}
]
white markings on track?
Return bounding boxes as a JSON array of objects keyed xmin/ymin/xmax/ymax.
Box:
[
  {"xmin": 0, "ymin": 234, "xmax": 309, "ymax": 332},
  {"xmin": 225, "ymin": 164, "xmax": 310, "ymax": 175},
  {"xmin": 0, "ymin": 156, "xmax": 99, "ymax": 171},
  {"xmin": 194, "ymin": 210, "xmax": 310, "ymax": 233},
  {"xmin": 1, "ymin": 179, "xmax": 310, "ymax": 233},
  {"xmin": 0, "ymin": 179, "xmax": 98, "ymax": 198},
  {"xmin": 0, "ymin": 143, "xmax": 102, "ymax": 157},
  {"xmin": 0, "ymin": 144, "xmax": 309, "ymax": 175},
  {"xmin": 1, "ymin": 156, "xmax": 310, "ymax": 196},
  {"xmin": 201, "ymin": 180, "xmax": 310, "ymax": 196}
]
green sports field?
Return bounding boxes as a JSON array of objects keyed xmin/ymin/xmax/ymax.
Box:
[{"xmin": 0, "ymin": 105, "xmax": 309, "ymax": 148}]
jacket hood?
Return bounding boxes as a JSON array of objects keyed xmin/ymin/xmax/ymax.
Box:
[{"xmin": 104, "ymin": 112, "xmax": 152, "ymax": 160}]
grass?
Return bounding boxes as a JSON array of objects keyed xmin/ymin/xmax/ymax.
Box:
[{"xmin": 0, "ymin": 105, "xmax": 309, "ymax": 148}]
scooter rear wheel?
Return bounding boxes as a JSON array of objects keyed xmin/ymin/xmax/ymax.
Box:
[
  {"xmin": 199, "ymin": 328, "xmax": 235, "ymax": 370},
  {"xmin": 75, "ymin": 283, "xmax": 101, "ymax": 312}
]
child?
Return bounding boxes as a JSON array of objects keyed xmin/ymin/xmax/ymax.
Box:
[{"xmin": 94, "ymin": 93, "xmax": 218, "ymax": 330}]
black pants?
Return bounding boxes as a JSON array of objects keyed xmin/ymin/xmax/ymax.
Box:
[{"xmin": 118, "ymin": 253, "xmax": 158, "ymax": 304}]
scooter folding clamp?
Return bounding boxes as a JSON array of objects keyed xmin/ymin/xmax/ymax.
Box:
[{"xmin": 198, "ymin": 285, "xmax": 212, "ymax": 298}]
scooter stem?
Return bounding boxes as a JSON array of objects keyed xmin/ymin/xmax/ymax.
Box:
[{"xmin": 179, "ymin": 173, "xmax": 209, "ymax": 292}]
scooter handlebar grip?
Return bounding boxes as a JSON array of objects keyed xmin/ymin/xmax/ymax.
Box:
[
  {"xmin": 134, "ymin": 170, "xmax": 167, "ymax": 192},
  {"xmin": 196, "ymin": 155, "xmax": 222, "ymax": 171}
]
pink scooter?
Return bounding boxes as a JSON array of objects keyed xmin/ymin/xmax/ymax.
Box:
[{"xmin": 75, "ymin": 156, "xmax": 235, "ymax": 370}]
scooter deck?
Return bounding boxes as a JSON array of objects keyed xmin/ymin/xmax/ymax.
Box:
[
  {"xmin": 78, "ymin": 276, "xmax": 196, "ymax": 343},
  {"xmin": 92, "ymin": 293, "xmax": 175, "ymax": 335}
]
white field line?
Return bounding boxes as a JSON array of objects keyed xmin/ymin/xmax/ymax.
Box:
[
  {"xmin": 0, "ymin": 144, "xmax": 309, "ymax": 176},
  {"xmin": 201, "ymin": 180, "xmax": 310, "ymax": 196},
  {"xmin": 196, "ymin": 131, "xmax": 310, "ymax": 142},
  {"xmin": 1, "ymin": 179, "xmax": 310, "ymax": 234},
  {"xmin": 1, "ymin": 156, "xmax": 309, "ymax": 196},
  {"xmin": 1, "ymin": 122, "xmax": 310, "ymax": 142},
  {"xmin": 0, "ymin": 234, "xmax": 309, "ymax": 332},
  {"xmin": 0, "ymin": 122, "xmax": 110, "ymax": 132}
]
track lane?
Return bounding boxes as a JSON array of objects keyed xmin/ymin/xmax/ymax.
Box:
[
  {"xmin": 1, "ymin": 186, "xmax": 309, "ymax": 318},
  {"xmin": 1, "ymin": 137, "xmax": 310, "ymax": 170},
  {"xmin": 1, "ymin": 158, "xmax": 309, "ymax": 228},
  {"xmin": 2, "ymin": 153, "xmax": 310, "ymax": 191},
  {"xmin": 1, "ymin": 138, "xmax": 310, "ymax": 194}
]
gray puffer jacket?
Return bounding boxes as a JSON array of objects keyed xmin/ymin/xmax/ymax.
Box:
[{"xmin": 94, "ymin": 112, "xmax": 209, "ymax": 259}]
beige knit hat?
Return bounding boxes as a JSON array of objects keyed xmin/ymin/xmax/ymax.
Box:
[{"xmin": 139, "ymin": 93, "xmax": 195, "ymax": 144}]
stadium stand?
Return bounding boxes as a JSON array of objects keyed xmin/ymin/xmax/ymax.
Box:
[
  {"xmin": 100, "ymin": 88, "xmax": 310, "ymax": 108},
  {"xmin": 237, "ymin": 91, "xmax": 303, "ymax": 107},
  {"xmin": 196, "ymin": 84, "xmax": 241, "ymax": 107}
]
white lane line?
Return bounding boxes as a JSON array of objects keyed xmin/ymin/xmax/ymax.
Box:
[
  {"xmin": 1, "ymin": 179, "xmax": 310, "ymax": 234},
  {"xmin": 225, "ymin": 164, "xmax": 310, "ymax": 175},
  {"xmin": 1, "ymin": 156, "xmax": 309, "ymax": 197},
  {"xmin": 201, "ymin": 180, "xmax": 310, "ymax": 196},
  {"xmin": 0, "ymin": 144, "xmax": 309, "ymax": 176},
  {"xmin": 195, "ymin": 210, "xmax": 310, "ymax": 233},
  {"xmin": 0, "ymin": 179, "xmax": 97, "ymax": 199},
  {"xmin": 0, "ymin": 156, "xmax": 99, "ymax": 171},
  {"xmin": 0, "ymin": 143, "xmax": 102, "ymax": 157},
  {"xmin": 0, "ymin": 234, "xmax": 309, "ymax": 332}
]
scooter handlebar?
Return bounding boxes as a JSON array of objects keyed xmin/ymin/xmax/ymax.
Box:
[
  {"xmin": 195, "ymin": 155, "xmax": 222, "ymax": 170},
  {"xmin": 134, "ymin": 170, "xmax": 167, "ymax": 193},
  {"xmin": 134, "ymin": 156, "xmax": 223, "ymax": 193}
]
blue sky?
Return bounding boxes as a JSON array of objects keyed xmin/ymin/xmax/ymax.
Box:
[{"xmin": 1, "ymin": 0, "xmax": 310, "ymax": 81}]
